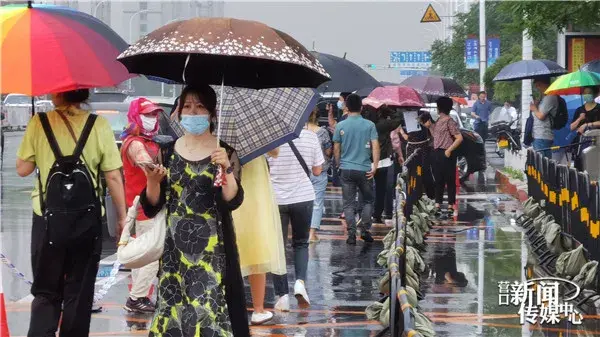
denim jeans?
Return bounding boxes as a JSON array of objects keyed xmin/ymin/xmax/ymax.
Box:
[
  {"xmin": 341, "ymin": 169, "xmax": 375, "ymax": 234},
  {"xmin": 310, "ymin": 172, "xmax": 328, "ymax": 230},
  {"xmin": 273, "ymin": 201, "xmax": 313, "ymax": 296},
  {"xmin": 532, "ymin": 138, "xmax": 553, "ymax": 159}
]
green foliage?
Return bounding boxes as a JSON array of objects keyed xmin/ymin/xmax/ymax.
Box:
[
  {"xmin": 430, "ymin": 0, "xmax": 561, "ymax": 105},
  {"xmin": 502, "ymin": 1, "xmax": 600, "ymax": 39},
  {"xmin": 503, "ymin": 167, "xmax": 525, "ymax": 181}
]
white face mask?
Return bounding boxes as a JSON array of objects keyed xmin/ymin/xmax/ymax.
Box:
[{"xmin": 140, "ymin": 115, "xmax": 157, "ymax": 132}]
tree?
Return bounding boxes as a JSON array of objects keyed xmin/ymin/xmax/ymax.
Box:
[
  {"xmin": 430, "ymin": 1, "xmax": 558, "ymax": 105},
  {"xmin": 502, "ymin": 1, "xmax": 600, "ymax": 39}
]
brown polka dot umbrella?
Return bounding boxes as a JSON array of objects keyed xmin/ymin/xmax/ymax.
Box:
[{"xmin": 117, "ymin": 17, "xmax": 330, "ymax": 89}]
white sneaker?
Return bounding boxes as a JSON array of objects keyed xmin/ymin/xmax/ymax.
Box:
[
  {"xmin": 251, "ymin": 310, "xmax": 274, "ymax": 325},
  {"xmin": 274, "ymin": 294, "xmax": 290, "ymax": 312},
  {"xmin": 294, "ymin": 280, "xmax": 310, "ymax": 309}
]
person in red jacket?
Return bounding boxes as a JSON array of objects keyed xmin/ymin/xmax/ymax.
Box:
[{"xmin": 120, "ymin": 98, "xmax": 163, "ymax": 313}]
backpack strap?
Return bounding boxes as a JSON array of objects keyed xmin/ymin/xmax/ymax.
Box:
[
  {"xmin": 38, "ymin": 113, "xmax": 63, "ymax": 159},
  {"xmin": 73, "ymin": 114, "xmax": 97, "ymax": 160},
  {"xmin": 288, "ymin": 141, "xmax": 310, "ymax": 178}
]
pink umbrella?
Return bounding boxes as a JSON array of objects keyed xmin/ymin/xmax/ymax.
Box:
[{"xmin": 362, "ymin": 86, "xmax": 425, "ymax": 109}]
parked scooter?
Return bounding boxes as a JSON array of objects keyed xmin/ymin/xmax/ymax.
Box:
[{"xmin": 488, "ymin": 119, "xmax": 521, "ymax": 158}]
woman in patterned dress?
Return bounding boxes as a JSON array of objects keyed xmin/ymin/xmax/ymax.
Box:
[{"xmin": 139, "ymin": 85, "xmax": 250, "ymax": 337}]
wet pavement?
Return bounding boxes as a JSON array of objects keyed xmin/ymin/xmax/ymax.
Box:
[{"xmin": 2, "ymin": 131, "xmax": 600, "ymax": 336}]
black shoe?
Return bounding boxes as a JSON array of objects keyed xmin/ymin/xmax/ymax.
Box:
[
  {"xmin": 125, "ymin": 297, "xmax": 156, "ymax": 314},
  {"xmin": 434, "ymin": 207, "xmax": 443, "ymax": 218},
  {"xmin": 346, "ymin": 234, "xmax": 357, "ymax": 245},
  {"xmin": 373, "ymin": 217, "xmax": 384, "ymax": 224},
  {"xmin": 361, "ymin": 231, "xmax": 374, "ymax": 243}
]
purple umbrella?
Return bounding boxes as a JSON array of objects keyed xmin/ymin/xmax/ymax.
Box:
[{"xmin": 400, "ymin": 76, "xmax": 465, "ymax": 97}]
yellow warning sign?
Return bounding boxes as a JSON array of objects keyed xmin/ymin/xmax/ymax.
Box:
[{"xmin": 421, "ymin": 4, "xmax": 441, "ymax": 23}]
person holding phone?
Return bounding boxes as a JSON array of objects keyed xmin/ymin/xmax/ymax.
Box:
[{"xmin": 120, "ymin": 98, "xmax": 163, "ymax": 313}]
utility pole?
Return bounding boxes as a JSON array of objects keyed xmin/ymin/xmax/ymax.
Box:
[
  {"xmin": 479, "ymin": 0, "xmax": 486, "ymax": 91},
  {"xmin": 522, "ymin": 30, "xmax": 533, "ymax": 137}
]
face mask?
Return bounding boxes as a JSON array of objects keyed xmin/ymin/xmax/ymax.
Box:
[
  {"xmin": 140, "ymin": 115, "xmax": 157, "ymax": 132},
  {"xmin": 337, "ymin": 101, "xmax": 344, "ymax": 110},
  {"xmin": 180, "ymin": 115, "xmax": 210, "ymax": 135},
  {"xmin": 583, "ymin": 94, "xmax": 595, "ymax": 103}
]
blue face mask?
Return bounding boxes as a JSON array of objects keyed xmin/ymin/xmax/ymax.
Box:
[
  {"xmin": 583, "ymin": 94, "xmax": 595, "ymax": 103},
  {"xmin": 180, "ymin": 115, "xmax": 210, "ymax": 135},
  {"xmin": 337, "ymin": 101, "xmax": 344, "ymax": 110}
]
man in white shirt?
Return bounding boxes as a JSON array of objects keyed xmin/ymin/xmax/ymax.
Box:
[
  {"xmin": 501, "ymin": 101, "xmax": 518, "ymax": 128},
  {"xmin": 268, "ymin": 129, "xmax": 325, "ymax": 312}
]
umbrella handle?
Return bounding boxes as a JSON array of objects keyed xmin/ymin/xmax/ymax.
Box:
[{"xmin": 182, "ymin": 54, "xmax": 191, "ymax": 84}]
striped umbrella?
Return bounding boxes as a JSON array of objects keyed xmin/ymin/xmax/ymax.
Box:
[{"xmin": 0, "ymin": 2, "xmax": 132, "ymax": 96}]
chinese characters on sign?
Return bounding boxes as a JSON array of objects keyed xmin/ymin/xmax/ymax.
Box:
[
  {"xmin": 389, "ymin": 51, "xmax": 432, "ymax": 70},
  {"xmin": 487, "ymin": 38, "xmax": 500, "ymax": 67},
  {"xmin": 572, "ymin": 38, "xmax": 586, "ymax": 72},
  {"xmin": 498, "ymin": 279, "xmax": 584, "ymax": 325},
  {"xmin": 466, "ymin": 38, "xmax": 501, "ymax": 69},
  {"xmin": 465, "ymin": 38, "xmax": 479, "ymax": 69}
]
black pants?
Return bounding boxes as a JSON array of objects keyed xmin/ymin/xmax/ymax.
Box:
[
  {"xmin": 273, "ymin": 201, "xmax": 313, "ymax": 296},
  {"xmin": 421, "ymin": 151, "xmax": 435, "ymax": 200},
  {"xmin": 374, "ymin": 166, "xmax": 394, "ymax": 220},
  {"xmin": 432, "ymin": 149, "xmax": 457, "ymax": 207},
  {"xmin": 28, "ymin": 214, "xmax": 101, "ymax": 337}
]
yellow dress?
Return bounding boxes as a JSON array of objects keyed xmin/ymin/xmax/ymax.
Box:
[{"xmin": 232, "ymin": 156, "xmax": 287, "ymax": 277}]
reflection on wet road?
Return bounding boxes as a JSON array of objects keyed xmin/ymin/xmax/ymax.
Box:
[{"xmin": 2, "ymin": 132, "xmax": 599, "ymax": 336}]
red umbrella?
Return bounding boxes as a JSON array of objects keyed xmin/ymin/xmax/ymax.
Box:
[{"xmin": 362, "ymin": 86, "xmax": 425, "ymax": 109}]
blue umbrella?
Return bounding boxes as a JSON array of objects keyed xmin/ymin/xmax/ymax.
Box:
[
  {"xmin": 560, "ymin": 95, "xmax": 585, "ymax": 146},
  {"xmin": 493, "ymin": 60, "xmax": 568, "ymax": 82},
  {"xmin": 581, "ymin": 59, "xmax": 600, "ymax": 74}
]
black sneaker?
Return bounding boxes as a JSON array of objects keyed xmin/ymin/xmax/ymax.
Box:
[
  {"xmin": 124, "ymin": 297, "xmax": 155, "ymax": 314},
  {"xmin": 361, "ymin": 231, "xmax": 374, "ymax": 243},
  {"xmin": 346, "ymin": 234, "xmax": 357, "ymax": 245},
  {"xmin": 373, "ymin": 217, "xmax": 384, "ymax": 224}
]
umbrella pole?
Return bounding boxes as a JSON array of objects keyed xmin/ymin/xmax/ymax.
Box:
[
  {"xmin": 31, "ymin": 96, "xmax": 35, "ymax": 117},
  {"xmin": 216, "ymin": 76, "xmax": 225, "ymax": 148}
]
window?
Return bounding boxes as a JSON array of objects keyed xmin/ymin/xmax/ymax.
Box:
[
  {"xmin": 140, "ymin": 23, "xmax": 148, "ymax": 35},
  {"xmin": 140, "ymin": 1, "xmax": 148, "ymax": 10},
  {"xmin": 140, "ymin": 13, "xmax": 147, "ymax": 21}
]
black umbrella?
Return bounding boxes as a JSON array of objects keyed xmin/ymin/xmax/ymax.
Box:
[
  {"xmin": 581, "ymin": 60, "xmax": 600, "ymax": 74},
  {"xmin": 312, "ymin": 51, "xmax": 381, "ymax": 93},
  {"xmin": 400, "ymin": 76, "xmax": 465, "ymax": 97},
  {"xmin": 493, "ymin": 59, "xmax": 567, "ymax": 82}
]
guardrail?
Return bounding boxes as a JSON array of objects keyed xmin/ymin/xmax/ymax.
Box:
[
  {"xmin": 525, "ymin": 148, "xmax": 600, "ymax": 262},
  {"xmin": 388, "ymin": 149, "xmax": 424, "ymax": 337}
]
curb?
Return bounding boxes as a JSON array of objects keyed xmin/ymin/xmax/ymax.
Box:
[{"xmin": 495, "ymin": 169, "xmax": 529, "ymax": 202}]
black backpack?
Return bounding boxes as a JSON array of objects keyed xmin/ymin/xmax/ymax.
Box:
[
  {"xmin": 549, "ymin": 95, "xmax": 569, "ymax": 130},
  {"xmin": 38, "ymin": 113, "xmax": 101, "ymax": 247}
]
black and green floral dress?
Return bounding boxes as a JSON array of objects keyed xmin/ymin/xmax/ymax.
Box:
[{"xmin": 140, "ymin": 143, "xmax": 249, "ymax": 337}]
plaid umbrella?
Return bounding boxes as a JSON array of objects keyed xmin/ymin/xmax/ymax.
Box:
[
  {"xmin": 218, "ymin": 87, "xmax": 319, "ymax": 165},
  {"xmin": 166, "ymin": 86, "xmax": 319, "ymax": 165}
]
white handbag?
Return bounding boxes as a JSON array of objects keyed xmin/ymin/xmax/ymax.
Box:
[{"xmin": 117, "ymin": 195, "xmax": 166, "ymax": 269}]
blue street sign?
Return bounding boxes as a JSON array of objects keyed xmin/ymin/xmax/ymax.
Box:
[
  {"xmin": 487, "ymin": 38, "xmax": 500, "ymax": 67},
  {"xmin": 465, "ymin": 38, "xmax": 479, "ymax": 69},
  {"xmin": 390, "ymin": 51, "xmax": 432, "ymax": 69},
  {"xmin": 400, "ymin": 70, "xmax": 429, "ymax": 77}
]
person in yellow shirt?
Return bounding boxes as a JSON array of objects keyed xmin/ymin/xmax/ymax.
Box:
[{"xmin": 15, "ymin": 89, "xmax": 126, "ymax": 337}]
